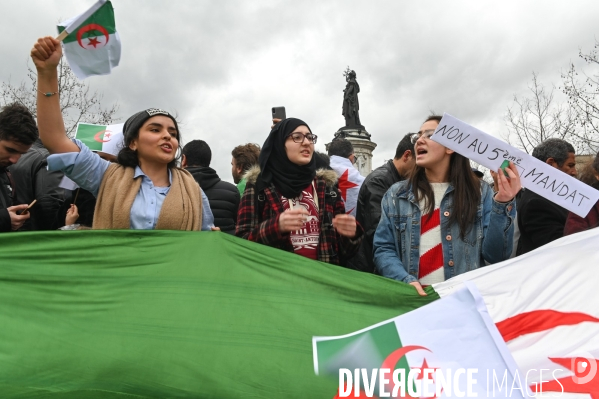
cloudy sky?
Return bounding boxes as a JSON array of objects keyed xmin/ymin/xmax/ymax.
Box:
[{"xmin": 2, "ymin": 1, "xmax": 599, "ymax": 182}]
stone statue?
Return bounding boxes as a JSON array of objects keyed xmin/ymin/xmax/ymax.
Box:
[
  {"xmin": 355, "ymin": 153, "xmax": 366, "ymax": 172},
  {"xmin": 342, "ymin": 68, "xmax": 364, "ymax": 129},
  {"xmin": 330, "ymin": 67, "xmax": 375, "ymax": 175}
]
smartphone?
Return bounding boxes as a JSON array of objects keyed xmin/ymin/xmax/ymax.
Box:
[
  {"xmin": 18, "ymin": 199, "xmax": 37, "ymax": 215},
  {"xmin": 500, "ymin": 160, "xmax": 510, "ymax": 177},
  {"xmin": 272, "ymin": 106, "xmax": 286, "ymax": 121}
]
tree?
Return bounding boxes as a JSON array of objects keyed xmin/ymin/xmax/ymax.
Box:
[
  {"xmin": 503, "ymin": 72, "xmax": 580, "ymax": 154},
  {"xmin": 1, "ymin": 57, "xmax": 119, "ymax": 137},
  {"xmin": 562, "ymin": 39, "xmax": 599, "ymax": 154}
]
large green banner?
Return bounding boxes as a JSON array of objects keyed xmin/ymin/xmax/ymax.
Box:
[{"xmin": 0, "ymin": 230, "xmax": 436, "ymax": 398}]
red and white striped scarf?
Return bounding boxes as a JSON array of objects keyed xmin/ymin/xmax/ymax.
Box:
[{"xmin": 418, "ymin": 183, "xmax": 449, "ymax": 285}]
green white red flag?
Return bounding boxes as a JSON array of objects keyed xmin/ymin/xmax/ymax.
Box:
[
  {"xmin": 434, "ymin": 228, "xmax": 599, "ymax": 398},
  {"xmin": 75, "ymin": 122, "xmax": 124, "ymax": 156},
  {"xmin": 59, "ymin": 121, "xmax": 124, "ymax": 190},
  {"xmin": 57, "ymin": 0, "xmax": 120, "ymax": 79},
  {"xmin": 1, "ymin": 226, "xmax": 599, "ymax": 397},
  {"xmin": 313, "ymin": 283, "xmax": 526, "ymax": 398}
]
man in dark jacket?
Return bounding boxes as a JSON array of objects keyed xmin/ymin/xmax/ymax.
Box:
[
  {"xmin": 182, "ymin": 140, "xmax": 240, "ymax": 234},
  {"xmin": 9, "ymin": 138, "xmax": 65, "ymax": 230},
  {"xmin": 352, "ymin": 133, "xmax": 415, "ymax": 272},
  {"xmin": 517, "ymin": 138, "xmax": 578, "ymax": 255},
  {"xmin": 0, "ymin": 103, "xmax": 38, "ymax": 232}
]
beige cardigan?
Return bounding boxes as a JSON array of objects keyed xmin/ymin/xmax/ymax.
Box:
[{"xmin": 92, "ymin": 163, "xmax": 202, "ymax": 230}]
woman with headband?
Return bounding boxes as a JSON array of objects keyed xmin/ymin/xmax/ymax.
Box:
[{"xmin": 31, "ymin": 37, "xmax": 214, "ymax": 230}]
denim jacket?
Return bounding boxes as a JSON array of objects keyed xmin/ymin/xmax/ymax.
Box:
[{"xmin": 373, "ymin": 180, "xmax": 516, "ymax": 283}]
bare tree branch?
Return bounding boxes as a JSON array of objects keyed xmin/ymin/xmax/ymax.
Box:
[
  {"xmin": 505, "ymin": 72, "xmax": 584, "ymax": 154},
  {"xmin": 1, "ymin": 56, "xmax": 119, "ymax": 137},
  {"xmin": 561, "ymin": 39, "xmax": 599, "ymax": 154}
]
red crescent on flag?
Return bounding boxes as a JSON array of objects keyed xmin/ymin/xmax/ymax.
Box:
[
  {"xmin": 382, "ymin": 344, "xmax": 432, "ymax": 396},
  {"xmin": 497, "ymin": 310, "xmax": 599, "ymax": 397},
  {"xmin": 380, "ymin": 345, "xmax": 431, "ymax": 371},
  {"xmin": 381, "ymin": 346, "xmax": 431, "ymax": 399},
  {"xmin": 331, "ymin": 347, "xmax": 431, "ymax": 399},
  {"xmin": 496, "ymin": 309, "xmax": 599, "ymax": 342},
  {"xmin": 77, "ymin": 24, "xmax": 110, "ymax": 49},
  {"xmin": 94, "ymin": 130, "xmax": 111, "ymax": 143}
]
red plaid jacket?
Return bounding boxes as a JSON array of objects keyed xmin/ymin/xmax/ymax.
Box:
[{"xmin": 235, "ymin": 166, "xmax": 363, "ymax": 265}]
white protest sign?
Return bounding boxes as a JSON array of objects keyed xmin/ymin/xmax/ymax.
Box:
[{"xmin": 431, "ymin": 113, "xmax": 599, "ymax": 218}]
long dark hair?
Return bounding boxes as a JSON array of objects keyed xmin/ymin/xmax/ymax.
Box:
[
  {"xmin": 117, "ymin": 111, "xmax": 181, "ymax": 170},
  {"xmin": 409, "ymin": 115, "xmax": 481, "ymax": 239}
]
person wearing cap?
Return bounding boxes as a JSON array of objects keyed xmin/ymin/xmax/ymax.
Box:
[{"xmin": 31, "ymin": 36, "xmax": 214, "ymax": 231}]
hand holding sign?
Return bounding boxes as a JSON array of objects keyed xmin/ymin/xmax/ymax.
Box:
[
  {"xmin": 495, "ymin": 161, "xmax": 522, "ymax": 203},
  {"xmin": 431, "ymin": 114, "xmax": 599, "ymax": 218}
]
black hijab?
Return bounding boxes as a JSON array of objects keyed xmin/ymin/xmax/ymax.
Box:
[{"xmin": 256, "ymin": 118, "xmax": 316, "ymax": 198}]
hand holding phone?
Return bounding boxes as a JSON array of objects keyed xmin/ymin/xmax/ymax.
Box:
[
  {"xmin": 7, "ymin": 204, "xmax": 31, "ymax": 230},
  {"xmin": 18, "ymin": 199, "xmax": 37, "ymax": 215},
  {"xmin": 272, "ymin": 106, "xmax": 286, "ymax": 121}
]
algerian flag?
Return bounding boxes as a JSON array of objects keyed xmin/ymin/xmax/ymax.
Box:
[
  {"xmin": 57, "ymin": 0, "xmax": 120, "ymax": 79},
  {"xmin": 2, "ymin": 226, "xmax": 599, "ymax": 397},
  {"xmin": 0, "ymin": 231, "xmax": 435, "ymax": 398},
  {"xmin": 75, "ymin": 122, "xmax": 124, "ymax": 156},
  {"xmin": 434, "ymin": 228, "xmax": 599, "ymax": 398},
  {"xmin": 313, "ymin": 283, "xmax": 527, "ymax": 398}
]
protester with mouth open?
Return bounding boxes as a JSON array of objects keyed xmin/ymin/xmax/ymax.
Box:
[
  {"xmin": 373, "ymin": 115, "xmax": 521, "ymax": 295},
  {"xmin": 31, "ymin": 36, "xmax": 214, "ymax": 230},
  {"xmin": 236, "ymin": 117, "xmax": 363, "ymax": 265}
]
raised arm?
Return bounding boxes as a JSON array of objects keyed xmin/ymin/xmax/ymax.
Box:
[{"xmin": 31, "ymin": 37, "xmax": 79, "ymax": 154}]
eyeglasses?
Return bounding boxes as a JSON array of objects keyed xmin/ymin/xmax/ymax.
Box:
[
  {"xmin": 411, "ymin": 129, "xmax": 436, "ymax": 144},
  {"xmin": 288, "ymin": 132, "xmax": 318, "ymax": 144}
]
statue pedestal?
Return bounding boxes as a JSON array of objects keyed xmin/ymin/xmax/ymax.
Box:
[{"xmin": 327, "ymin": 127, "xmax": 377, "ymax": 176}]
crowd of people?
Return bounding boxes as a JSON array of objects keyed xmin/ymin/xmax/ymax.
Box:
[{"xmin": 1, "ymin": 36, "xmax": 598, "ymax": 294}]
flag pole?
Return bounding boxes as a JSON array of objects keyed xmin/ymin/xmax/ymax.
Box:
[
  {"xmin": 56, "ymin": 30, "xmax": 68, "ymax": 42},
  {"xmin": 73, "ymin": 188, "xmax": 81, "ymax": 205},
  {"xmin": 55, "ymin": 0, "xmax": 107, "ymax": 42}
]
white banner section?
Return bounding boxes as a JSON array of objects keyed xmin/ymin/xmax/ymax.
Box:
[{"xmin": 432, "ymin": 113, "xmax": 599, "ymax": 218}]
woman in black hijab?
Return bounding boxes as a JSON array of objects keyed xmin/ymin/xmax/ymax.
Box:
[{"xmin": 236, "ymin": 118, "xmax": 363, "ymax": 265}]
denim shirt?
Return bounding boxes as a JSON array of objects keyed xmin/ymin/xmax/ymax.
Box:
[
  {"xmin": 373, "ymin": 180, "xmax": 516, "ymax": 283},
  {"xmin": 47, "ymin": 139, "xmax": 214, "ymax": 230}
]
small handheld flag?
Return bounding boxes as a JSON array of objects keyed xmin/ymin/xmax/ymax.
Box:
[
  {"xmin": 75, "ymin": 122, "xmax": 124, "ymax": 156},
  {"xmin": 57, "ymin": 0, "xmax": 121, "ymax": 79}
]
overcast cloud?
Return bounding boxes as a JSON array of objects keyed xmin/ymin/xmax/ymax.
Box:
[{"xmin": 2, "ymin": 1, "xmax": 599, "ymax": 182}]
